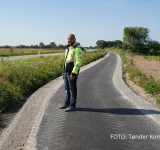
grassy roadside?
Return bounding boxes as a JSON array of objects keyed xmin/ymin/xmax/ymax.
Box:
[
  {"xmin": 140, "ymin": 55, "xmax": 160, "ymax": 61},
  {"xmin": 0, "ymin": 50, "xmax": 65, "ymax": 57},
  {"xmin": 108, "ymin": 47, "xmax": 160, "ymax": 62},
  {"xmin": 0, "ymin": 49, "xmax": 107, "ymax": 114},
  {"xmin": 108, "ymin": 47, "xmax": 160, "ymax": 105}
]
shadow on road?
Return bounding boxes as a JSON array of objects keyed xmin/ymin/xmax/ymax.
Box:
[{"xmin": 75, "ymin": 108, "xmax": 160, "ymax": 115}]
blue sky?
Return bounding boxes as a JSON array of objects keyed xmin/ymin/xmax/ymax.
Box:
[{"xmin": 0, "ymin": 0, "xmax": 160, "ymax": 47}]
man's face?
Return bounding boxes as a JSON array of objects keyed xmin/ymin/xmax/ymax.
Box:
[{"xmin": 68, "ymin": 35, "xmax": 75, "ymax": 46}]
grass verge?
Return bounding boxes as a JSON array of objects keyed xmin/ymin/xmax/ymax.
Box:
[
  {"xmin": 108, "ymin": 47, "xmax": 160, "ymax": 105},
  {"xmin": 0, "ymin": 49, "xmax": 107, "ymax": 114},
  {"xmin": 142, "ymin": 55, "xmax": 160, "ymax": 61}
]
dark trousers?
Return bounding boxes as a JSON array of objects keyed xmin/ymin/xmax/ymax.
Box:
[{"xmin": 63, "ymin": 72, "xmax": 78, "ymax": 107}]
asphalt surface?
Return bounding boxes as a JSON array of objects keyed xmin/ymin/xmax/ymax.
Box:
[{"xmin": 36, "ymin": 52, "xmax": 160, "ymax": 150}]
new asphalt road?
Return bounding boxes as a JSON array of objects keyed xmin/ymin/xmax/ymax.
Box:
[{"xmin": 36, "ymin": 52, "xmax": 160, "ymax": 150}]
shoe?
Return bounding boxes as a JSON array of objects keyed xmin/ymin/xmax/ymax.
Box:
[
  {"xmin": 58, "ymin": 105, "xmax": 69, "ymax": 109},
  {"xmin": 65, "ymin": 106, "xmax": 76, "ymax": 112}
]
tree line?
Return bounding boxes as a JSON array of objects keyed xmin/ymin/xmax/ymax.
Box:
[
  {"xmin": 0, "ymin": 42, "xmax": 98, "ymax": 51},
  {"xmin": 96, "ymin": 26, "xmax": 160, "ymax": 54},
  {"xmin": 0, "ymin": 42, "xmax": 66, "ymax": 49},
  {"xmin": 0, "ymin": 42, "xmax": 94, "ymax": 50},
  {"xmin": 96, "ymin": 40, "xmax": 122, "ymax": 49}
]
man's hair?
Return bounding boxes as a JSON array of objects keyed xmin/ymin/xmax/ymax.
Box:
[{"xmin": 68, "ymin": 34, "xmax": 75, "ymax": 39}]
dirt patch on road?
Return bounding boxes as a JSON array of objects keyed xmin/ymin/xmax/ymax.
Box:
[{"xmin": 124, "ymin": 53, "xmax": 160, "ymax": 82}]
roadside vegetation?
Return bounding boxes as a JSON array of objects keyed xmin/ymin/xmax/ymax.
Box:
[
  {"xmin": 0, "ymin": 49, "xmax": 107, "ymax": 114},
  {"xmin": 108, "ymin": 48, "xmax": 160, "ymax": 62},
  {"xmin": 108, "ymin": 47, "xmax": 160, "ymax": 105},
  {"xmin": 136, "ymin": 54, "xmax": 160, "ymax": 61}
]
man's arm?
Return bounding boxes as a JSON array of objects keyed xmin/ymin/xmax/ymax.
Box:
[
  {"xmin": 71, "ymin": 48, "xmax": 82, "ymax": 76},
  {"xmin": 62, "ymin": 49, "xmax": 68, "ymax": 73}
]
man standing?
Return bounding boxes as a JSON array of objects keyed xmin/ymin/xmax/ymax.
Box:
[{"xmin": 59, "ymin": 34, "xmax": 82, "ymax": 112}]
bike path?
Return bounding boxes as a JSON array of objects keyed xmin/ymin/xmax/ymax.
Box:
[{"xmin": 36, "ymin": 52, "xmax": 160, "ymax": 150}]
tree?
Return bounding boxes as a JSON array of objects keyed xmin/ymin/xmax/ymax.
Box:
[
  {"xmin": 107, "ymin": 41, "xmax": 112, "ymax": 48},
  {"xmin": 115, "ymin": 40, "xmax": 122, "ymax": 48},
  {"xmin": 39, "ymin": 42, "xmax": 45, "ymax": 48},
  {"xmin": 58, "ymin": 44, "xmax": 64, "ymax": 49},
  {"xmin": 96, "ymin": 40, "xmax": 108, "ymax": 49},
  {"xmin": 96, "ymin": 40, "xmax": 122, "ymax": 49},
  {"xmin": 148, "ymin": 40, "xmax": 160, "ymax": 53},
  {"xmin": 50, "ymin": 42, "xmax": 57, "ymax": 48},
  {"xmin": 123, "ymin": 26, "xmax": 150, "ymax": 53}
]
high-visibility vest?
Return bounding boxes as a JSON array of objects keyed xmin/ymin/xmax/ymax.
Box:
[{"xmin": 62, "ymin": 42, "xmax": 82, "ymax": 76}]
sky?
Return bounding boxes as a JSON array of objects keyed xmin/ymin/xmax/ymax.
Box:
[{"xmin": 0, "ymin": 0, "xmax": 160, "ymax": 47}]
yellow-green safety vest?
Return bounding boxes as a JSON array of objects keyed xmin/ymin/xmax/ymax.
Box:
[{"xmin": 62, "ymin": 42, "xmax": 82, "ymax": 76}]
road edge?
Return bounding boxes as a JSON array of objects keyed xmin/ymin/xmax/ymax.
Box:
[{"xmin": 112, "ymin": 51, "xmax": 160, "ymax": 126}]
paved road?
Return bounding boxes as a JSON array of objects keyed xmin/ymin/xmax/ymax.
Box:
[
  {"xmin": 0, "ymin": 52, "xmax": 65, "ymax": 61},
  {"xmin": 0, "ymin": 49, "xmax": 94, "ymax": 61},
  {"xmin": 36, "ymin": 52, "xmax": 160, "ymax": 150}
]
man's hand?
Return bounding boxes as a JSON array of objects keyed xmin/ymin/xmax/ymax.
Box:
[
  {"xmin": 70, "ymin": 75, "xmax": 75, "ymax": 81},
  {"xmin": 62, "ymin": 73, "xmax": 64, "ymax": 76}
]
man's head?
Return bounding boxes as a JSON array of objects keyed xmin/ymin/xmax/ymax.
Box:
[{"xmin": 68, "ymin": 34, "xmax": 76, "ymax": 46}]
